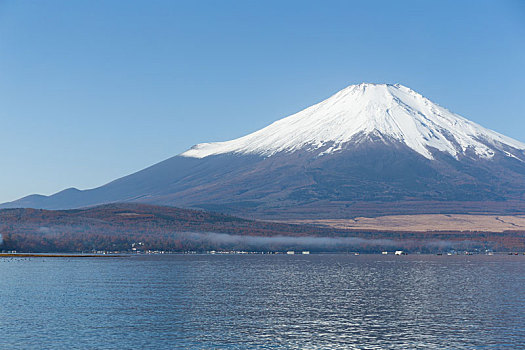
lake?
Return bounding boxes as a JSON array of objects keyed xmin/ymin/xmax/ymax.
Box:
[{"xmin": 0, "ymin": 254, "xmax": 523, "ymax": 349}]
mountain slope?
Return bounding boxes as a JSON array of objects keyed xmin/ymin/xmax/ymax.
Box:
[{"xmin": 3, "ymin": 83, "xmax": 525, "ymax": 218}]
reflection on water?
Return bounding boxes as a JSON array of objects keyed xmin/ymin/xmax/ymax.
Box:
[{"xmin": 0, "ymin": 254, "xmax": 523, "ymax": 349}]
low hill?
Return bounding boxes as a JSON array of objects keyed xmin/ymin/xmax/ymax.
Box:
[{"xmin": 0, "ymin": 203, "xmax": 524, "ymax": 253}]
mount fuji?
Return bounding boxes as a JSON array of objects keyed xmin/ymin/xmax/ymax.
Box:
[{"xmin": 3, "ymin": 83, "xmax": 525, "ymax": 219}]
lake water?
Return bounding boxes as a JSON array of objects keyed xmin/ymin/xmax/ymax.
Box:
[{"xmin": 0, "ymin": 254, "xmax": 523, "ymax": 349}]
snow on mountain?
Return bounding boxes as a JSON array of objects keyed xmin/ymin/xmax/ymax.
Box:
[{"xmin": 181, "ymin": 83, "xmax": 525, "ymax": 160}]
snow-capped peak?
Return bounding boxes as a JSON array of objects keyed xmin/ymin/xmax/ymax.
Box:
[{"xmin": 181, "ymin": 83, "xmax": 525, "ymax": 160}]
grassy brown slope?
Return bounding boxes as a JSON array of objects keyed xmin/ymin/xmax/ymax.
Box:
[{"xmin": 283, "ymin": 215, "xmax": 525, "ymax": 233}]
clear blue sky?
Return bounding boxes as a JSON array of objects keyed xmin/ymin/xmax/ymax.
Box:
[{"xmin": 1, "ymin": 0, "xmax": 524, "ymax": 203}]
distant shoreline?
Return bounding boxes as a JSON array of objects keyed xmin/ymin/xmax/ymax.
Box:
[
  {"xmin": 0, "ymin": 253, "xmax": 126, "ymax": 258},
  {"xmin": 1, "ymin": 252, "xmax": 523, "ymax": 257}
]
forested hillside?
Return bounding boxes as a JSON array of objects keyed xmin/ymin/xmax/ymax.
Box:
[{"xmin": 0, "ymin": 203, "xmax": 523, "ymax": 252}]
